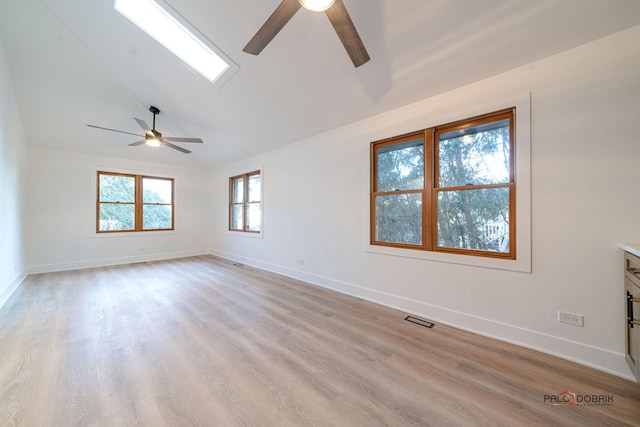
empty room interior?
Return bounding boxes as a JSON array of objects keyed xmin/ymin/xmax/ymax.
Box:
[{"xmin": 1, "ymin": 0, "xmax": 640, "ymax": 425}]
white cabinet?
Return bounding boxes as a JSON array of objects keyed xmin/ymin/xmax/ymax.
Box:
[{"xmin": 624, "ymin": 251, "xmax": 640, "ymax": 382}]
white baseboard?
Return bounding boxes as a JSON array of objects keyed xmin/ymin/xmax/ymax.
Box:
[
  {"xmin": 0, "ymin": 271, "xmax": 26, "ymax": 312},
  {"xmin": 27, "ymin": 249, "xmax": 212, "ymax": 275},
  {"xmin": 211, "ymin": 250, "xmax": 635, "ymax": 382}
]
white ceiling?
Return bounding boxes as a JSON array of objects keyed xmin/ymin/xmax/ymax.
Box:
[{"xmin": 1, "ymin": 0, "xmax": 639, "ymax": 168}]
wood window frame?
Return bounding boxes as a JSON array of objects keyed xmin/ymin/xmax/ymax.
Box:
[
  {"xmin": 370, "ymin": 108, "xmax": 516, "ymax": 259},
  {"xmin": 229, "ymin": 170, "xmax": 261, "ymax": 233},
  {"xmin": 96, "ymin": 171, "xmax": 175, "ymax": 233},
  {"xmin": 370, "ymin": 131, "xmax": 433, "ymax": 250}
]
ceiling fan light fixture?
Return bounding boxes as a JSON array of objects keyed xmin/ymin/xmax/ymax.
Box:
[
  {"xmin": 298, "ymin": 0, "xmax": 335, "ymax": 12},
  {"xmin": 146, "ymin": 138, "xmax": 162, "ymax": 147}
]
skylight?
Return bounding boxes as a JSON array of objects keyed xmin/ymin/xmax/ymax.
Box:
[{"xmin": 114, "ymin": 0, "xmax": 230, "ymax": 83}]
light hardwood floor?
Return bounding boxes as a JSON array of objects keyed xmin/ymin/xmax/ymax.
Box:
[{"xmin": 0, "ymin": 255, "xmax": 638, "ymax": 426}]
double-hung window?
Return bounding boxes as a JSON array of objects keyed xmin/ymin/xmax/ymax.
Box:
[
  {"xmin": 229, "ymin": 171, "xmax": 261, "ymax": 233},
  {"xmin": 373, "ymin": 133, "xmax": 426, "ymax": 246},
  {"xmin": 97, "ymin": 171, "xmax": 174, "ymax": 233},
  {"xmin": 371, "ymin": 109, "xmax": 515, "ymax": 259}
]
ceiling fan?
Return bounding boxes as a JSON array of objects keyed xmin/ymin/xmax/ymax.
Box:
[
  {"xmin": 87, "ymin": 106, "xmax": 203, "ymax": 154},
  {"xmin": 243, "ymin": 0, "xmax": 370, "ymax": 67}
]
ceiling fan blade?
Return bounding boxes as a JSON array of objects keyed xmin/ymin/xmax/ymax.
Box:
[
  {"xmin": 163, "ymin": 142, "xmax": 192, "ymax": 154},
  {"xmin": 243, "ymin": 0, "xmax": 302, "ymax": 55},
  {"xmin": 128, "ymin": 140, "xmax": 147, "ymax": 146},
  {"xmin": 134, "ymin": 118, "xmax": 152, "ymax": 133},
  {"xmin": 161, "ymin": 136, "xmax": 203, "ymax": 143},
  {"xmin": 325, "ymin": 0, "xmax": 370, "ymax": 67},
  {"xmin": 87, "ymin": 124, "xmax": 144, "ymax": 137}
]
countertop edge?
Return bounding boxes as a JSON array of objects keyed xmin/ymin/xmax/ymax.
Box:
[{"xmin": 618, "ymin": 243, "xmax": 640, "ymax": 258}]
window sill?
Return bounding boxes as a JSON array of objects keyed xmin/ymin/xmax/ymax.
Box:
[
  {"xmin": 365, "ymin": 243, "xmax": 530, "ymax": 273},
  {"xmin": 91, "ymin": 230, "xmax": 177, "ymax": 238},
  {"xmin": 226, "ymin": 230, "xmax": 263, "ymax": 239}
]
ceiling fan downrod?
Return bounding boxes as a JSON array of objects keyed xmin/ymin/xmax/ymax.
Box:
[{"xmin": 149, "ymin": 106, "xmax": 160, "ymax": 131}]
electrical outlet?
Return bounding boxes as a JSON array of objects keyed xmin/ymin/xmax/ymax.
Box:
[
  {"xmin": 558, "ymin": 311, "xmax": 584, "ymax": 327},
  {"xmin": 298, "ymin": 259, "xmax": 305, "ymax": 265}
]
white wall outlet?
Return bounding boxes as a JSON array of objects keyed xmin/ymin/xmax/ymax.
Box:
[
  {"xmin": 558, "ymin": 311, "xmax": 584, "ymax": 327},
  {"xmin": 298, "ymin": 259, "xmax": 305, "ymax": 265}
]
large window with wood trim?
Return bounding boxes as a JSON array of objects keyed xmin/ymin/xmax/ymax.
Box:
[
  {"xmin": 229, "ymin": 171, "xmax": 261, "ymax": 233},
  {"xmin": 97, "ymin": 171, "xmax": 174, "ymax": 233},
  {"xmin": 371, "ymin": 109, "xmax": 515, "ymax": 259}
]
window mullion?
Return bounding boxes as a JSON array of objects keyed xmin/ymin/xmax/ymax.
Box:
[
  {"xmin": 372, "ymin": 189, "xmax": 423, "ymax": 196},
  {"xmin": 424, "ymin": 128, "xmax": 434, "ymax": 251},
  {"xmin": 242, "ymin": 173, "xmax": 248, "ymax": 232},
  {"xmin": 135, "ymin": 175, "xmax": 142, "ymax": 231},
  {"xmin": 436, "ymin": 182, "xmax": 511, "ymax": 192}
]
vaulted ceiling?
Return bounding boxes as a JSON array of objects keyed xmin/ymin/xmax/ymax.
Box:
[{"xmin": 1, "ymin": 0, "xmax": 639, "ymax": 168}]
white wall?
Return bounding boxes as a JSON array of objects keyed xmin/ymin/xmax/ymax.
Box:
[
  {"xmin": 0, "ymin": 36, "xmax": 27, "ymax": 310},
  {"xmin": 211, "ymin": 26, "xmax": 640, "ymax": 379},
  {"xmin": 26, "ymin": 147, "xmax": 213, "ymax": 272}
]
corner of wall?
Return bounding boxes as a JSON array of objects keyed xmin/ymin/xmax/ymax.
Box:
[
  {"xmin": 0, "ymin": 272, "xmax": 26, "ymax": 312},
  {"xmin": 0, "ymin": 32, "xmax": 28, "ymax": 314}
]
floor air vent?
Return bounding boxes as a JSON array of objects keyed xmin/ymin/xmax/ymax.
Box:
[
  {"xmin": 233, "ymin": 262, "xmax": 244, "ymax": 267},
  {"xmin": 404, "ymin": 315, "xmax": 435, "ymax": 329}
]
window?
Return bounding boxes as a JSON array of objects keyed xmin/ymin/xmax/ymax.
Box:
[
  {"xmin": 371, "ymin": 109, "xmax": 515, "ymax": 259},
  {"xmin": 373, "ymin": 133, "xmax": 426, "ymax": 246},
  {"xmin": 97, "ymin": 171, "xmax": 174, "ymax": 233},
  {"xmin": 229, "ymin": 171, "xmax": 261, "ymax": 233}
]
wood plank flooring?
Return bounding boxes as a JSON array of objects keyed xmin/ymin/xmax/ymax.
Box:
[{"xmin": 0, "ymin": 255, "xmax": 638, "ymax": 426}]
